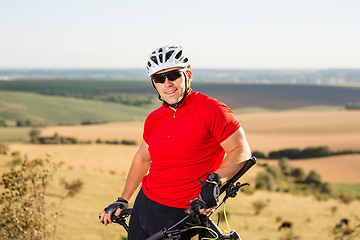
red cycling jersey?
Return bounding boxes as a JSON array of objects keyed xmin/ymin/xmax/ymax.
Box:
[{"xmin": 142, "ymin": 89, "xmax": 240, "ymax": 208}]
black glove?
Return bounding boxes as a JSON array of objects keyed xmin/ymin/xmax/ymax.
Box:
[
  {"xmin": 104, "ymin": 197, "xmax": 129, "ymax": 215},
  {"xmin": 199, "ymin": 180, "xmax": 220, "ymax": 209}
]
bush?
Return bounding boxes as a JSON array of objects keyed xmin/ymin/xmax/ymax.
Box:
[
  {"xmin": 279, "ymin": 157, "xmax": 292, "ymax": 175},
  {"xmin": 0, "ymin": 142, "xmax": 9, "ymax": 155},
  {"xmin": 0, "ymin": 119, "xmax": 7, "ymax": 127},
  {"xmin": 0, "ymin": 157, "xmax": 56, "ymax": 239},
  {"xmin": 266, "ymin": 164, "xmax": 284, "ymax": 182},
  {"xmin": 255, "ymin": 172, "xmax": 277, "ymax": 191},
  {"xmin": 252, "ymin": 150, "xmax": 266, "ymax": 158},
  {"xmin": 290, "ymin": 167, "xmax": 305, "ymax": 182},
  {"xmin": 338, "ymin": 192, "xmax": 355, "ymax": 204},
  {"xmin": 252, "ymin": 199, "xmax": 268, "ymax": 215},
  {"xmin": 121, "ymin": 139, "xmax": 137, "ymax": 145},
  {"xmin": 304, "ymin": 170, "xmax": 322, "ymax": 186},
  {"xmin": 240, "ymin": 185, "xmax": 255, "ymax": 195},
  {"xmin": 29, "ymin": 128, "xmax": 41, "ymax": 143}
]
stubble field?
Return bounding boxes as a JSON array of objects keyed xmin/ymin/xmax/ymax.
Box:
[{"xmin": 4, "ymin": 109, "xmax": 360, "ymax": 240}]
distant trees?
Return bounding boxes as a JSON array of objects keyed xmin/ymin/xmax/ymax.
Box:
[
  {"xmin": 28, "ymin": 130, "xmax": 137, "ymax": 146},
  {"xmin": 95, "ymin": 138, "xmax": 137, "ymax": 145},
  {"xmin": 16, "ymin": 119, "xmax": 33, "ymax": 127},
  {"xmin": 345, "ymin": 102, "xmax": 360, "ymax": 110},
  {"xmin": 253, "ymin": 146, "xmax": 360, "ymax": 160}
]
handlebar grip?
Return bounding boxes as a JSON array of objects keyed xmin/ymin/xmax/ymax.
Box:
[
  {"xmin": 146, "ymin": 229, "xmax": 166, "ymax": 240},
  {"xmin": 111, "ymin": 208, "xmax": 132, "ymax": 223}
]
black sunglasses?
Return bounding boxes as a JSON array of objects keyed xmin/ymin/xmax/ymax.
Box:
[{"xmin": 151, "ymin": 69, "xmax": 187, "ymax": 84}]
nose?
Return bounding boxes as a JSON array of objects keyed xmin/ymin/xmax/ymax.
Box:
[{"xmin": 164, "ymin": 77, "xmax": 173, "ymax": 86}]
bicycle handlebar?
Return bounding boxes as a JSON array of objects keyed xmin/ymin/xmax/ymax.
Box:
[{"xmin": 219, "ymin": 156, "xmax": 256, "ymax": 194}]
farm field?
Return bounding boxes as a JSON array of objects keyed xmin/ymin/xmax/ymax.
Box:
[
  {"xmin": 6, "ymin": 110, "xmax": 360, "ymax": 185},
  {"xmin": 31, "ymin": 109, "xmax": 360, "ymax": 153},
  {"xmin": 2, "ymin": 85, "xmax": 360, "ymax": 239},
  {"xmin": 1, "ymin": 154, "xmax": 359, "ymax": 240}
]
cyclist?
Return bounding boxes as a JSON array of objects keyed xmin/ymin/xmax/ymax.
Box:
[{"xmin": 99, "ymin": 45, "xmax": 252, "ymax": 239}]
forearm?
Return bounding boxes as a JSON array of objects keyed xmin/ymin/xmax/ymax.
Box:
[
  {"xmin": 215, "ymin": 127, "xmax": 252, "ymax": 183},
  {"xmin": 215, "ymin": 147, "xmax": 251, "ymax": 183},
  {"xmin": 120, "ymin": 141, "xmax": 151, "ymax": 201}
]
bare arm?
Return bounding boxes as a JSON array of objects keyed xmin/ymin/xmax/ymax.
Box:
[
  {"xmin": 216, "ymin": 127, "xmax": 251, "ymax": 184},
  {"xmin": 120, "ymin": 140, "xmax": 151, "ymax": 201},
  {"xmin": 199, "ymin": 127, "xmax": 251, "ymax": 215},
  {"xmin": 99, "ymin": 139, "xmax": 151, "ymax": 225}
]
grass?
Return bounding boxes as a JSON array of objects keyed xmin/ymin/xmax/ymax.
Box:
[
  {"xmin": 0, "ymin": 90, "xmax": 151, "ymax": 125},
  {"xmin": 332, "ymin": 183, "xmax": 360, "ymax": 197},
  {"xmin": 1, "ymin": 154, "xmax": 359, "ymax": 240},
  {"xmin": 2, "ymin": 80, "xmax": 360, "ymax": 111},
  {"xmin": 0, "ymin": 127, "xmax": 33, "ymax": 143}
]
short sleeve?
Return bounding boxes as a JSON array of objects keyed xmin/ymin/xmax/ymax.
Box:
[{"xmin": 201, "ymin": 96, "xmax": 240, "ymax": 143}]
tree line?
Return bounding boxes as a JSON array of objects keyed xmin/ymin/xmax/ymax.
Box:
[
  {"xmin": 253, "ymin": 146, "xmax": 360, "ymax": 160},
  {"xmin": 29, "ymin": 130, "xmax": 137, "ymax": 145}
]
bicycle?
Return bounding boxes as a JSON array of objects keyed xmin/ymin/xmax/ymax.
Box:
[{"xmin": 108, "ymin": 157, "xmax": 256, "ymax": 240}]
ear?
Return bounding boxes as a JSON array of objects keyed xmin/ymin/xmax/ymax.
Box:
[{"xmin": 186, "ymin": 70, "xmax": 193, "ymax": 85}]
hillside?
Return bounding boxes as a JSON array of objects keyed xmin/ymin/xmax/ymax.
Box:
[
  {"xmin": 0, "ymin": 90, "xmax": 152, "ymax": 125},
  {"xmin": 193, "ymin": 83, "xmax": 360, "ymax": 110},
  {"xmin": 1, "ymin": 80, "xmax": 360, "ymax": 111}
]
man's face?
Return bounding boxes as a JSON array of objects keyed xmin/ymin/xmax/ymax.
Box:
[{"xmin": 152, "ymin": 67, "xmax": 192, "ymax": 106}]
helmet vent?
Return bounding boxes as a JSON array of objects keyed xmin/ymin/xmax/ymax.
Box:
[
  {"xmin": 175, "ymin": 50, "xmax": 182, "ymax": 59},
  {"xmin": 146, "ymin": 45, "xmax": 190, "ymax": 77},
  {"xmin": 165, "ymin": 50, "xmax": 174, "ymax": 61},
  {"xmin": 150, "ymin": 56, "xmax": 158, "ymax": 64}
]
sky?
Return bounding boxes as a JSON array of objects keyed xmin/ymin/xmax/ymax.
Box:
[{"xmin": 1, "ymin": 0, "xmax": 360, "ymax": 69}]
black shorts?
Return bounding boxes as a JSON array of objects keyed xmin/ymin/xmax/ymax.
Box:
[{"xmin": 128, "ymin": 189, "xmax": 198, "ymax": 239}]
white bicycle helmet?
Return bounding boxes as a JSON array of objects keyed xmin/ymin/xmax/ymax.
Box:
[{"xmin": 146, "ymin": 45, "xmax": 190, "ymax": 77}]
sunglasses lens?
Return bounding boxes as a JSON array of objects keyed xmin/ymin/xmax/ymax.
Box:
[
  {"xmin": 152, "ymin": 70, "xmax": 183, "ymax": 83},
  {"xmin": 166, "ymin": 71, "xmax": 182, "ymax": 81},
  {"xmin": 152, "ymin": 75, "xmax": 165, "ymax": 83}
]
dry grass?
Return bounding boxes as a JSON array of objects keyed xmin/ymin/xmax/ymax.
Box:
[
  {"xmin": 4, "ymin": 110, "xmax": 360, "ymax": 239},
  {"xmin": 9, "ymin": 144, "xmax": 136, "ymax": 175},
  {"xmin": 40, "ymin": 121, "xmax": 144, "ymax": 143},
  {"xmin": 10, "ymin": 110, "xmax": 360, "ymax": 184},
  {"xmin": 238, "ymin": 110, "xmax": 360, "ymax": 154}
]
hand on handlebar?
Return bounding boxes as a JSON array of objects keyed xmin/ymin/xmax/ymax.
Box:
[
  {"xmin": 198, "ymin": 179, "xmax": 220, "ymax": 215},
  {"xmin": 99, "ymin": 197, "xmax": 128, "ymax": 226}
]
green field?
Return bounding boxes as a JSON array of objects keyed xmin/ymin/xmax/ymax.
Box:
[
  {"xmin": 1, "ymin": 80, "xmax": 360, "ymax": 110},
  {"xmin": 332, "ymin": 183, "xmax": 360, "ymax": 197},
  {"xmin": 1, "ymin": 80, "xmax": 360, "ymax": 129},
  {"xmin": 0, "ymin": 90, "xmax": 152, "ymax": 126}
]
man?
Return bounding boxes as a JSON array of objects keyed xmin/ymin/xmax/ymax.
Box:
[{"xmin": 99, "ymin": 45, "xmax": 252, "ymax": 239}]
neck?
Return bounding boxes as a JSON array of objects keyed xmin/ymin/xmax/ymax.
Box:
[{"xmin": 163, "ymin": 91, "xmax": 188, "ymax": 110}]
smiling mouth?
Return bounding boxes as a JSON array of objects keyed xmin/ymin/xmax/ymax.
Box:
[{"xmin": 165, "ymin": 89, "xmax": 177, "ymax": 95}]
